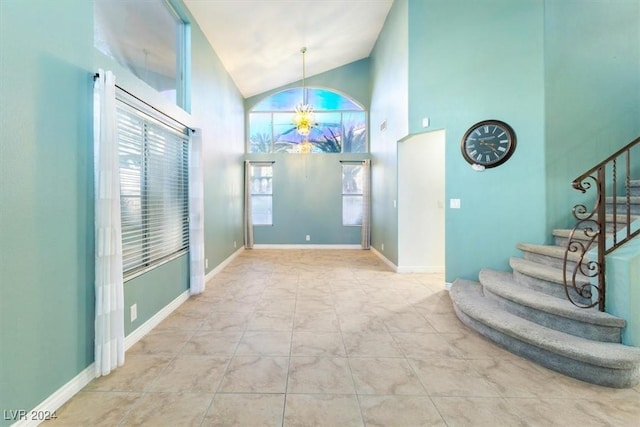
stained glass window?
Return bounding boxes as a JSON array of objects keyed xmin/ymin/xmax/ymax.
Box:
[{"xmin": 248, "ymin": 88, "xmax": 367, "ymax": 154}]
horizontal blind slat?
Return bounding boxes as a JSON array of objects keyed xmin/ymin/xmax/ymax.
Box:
[{"xmin": 116, "ymin": 99, "xmax": 189, "ymax": 278}]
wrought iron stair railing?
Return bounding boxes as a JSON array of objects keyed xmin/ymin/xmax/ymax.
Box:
[{"xmin": 563, "ymin": 136, "xmax": 640, "ymax": 311}]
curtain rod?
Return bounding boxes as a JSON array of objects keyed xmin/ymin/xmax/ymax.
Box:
[{"xmin": 93, "ymin": 72, "xmax": 195, "ymax": 134}]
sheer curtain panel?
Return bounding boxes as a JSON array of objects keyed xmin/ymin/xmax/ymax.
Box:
[
  {"xmin": 244, "ymin": 161, "xmax": 254, "ymax": 248},
  {"xmin": 361, "ymin": 159, "xmax": 371, "ymax": 249},
  {"xmin": 93, "ymin": 69, "xmax": 125, "ymax": 376},
  {"xmin": 189, "ymin": 130, "xmax": 205, "ymax": 294}
]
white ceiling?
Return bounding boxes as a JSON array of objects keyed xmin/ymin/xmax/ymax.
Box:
[{"xmin": 183, "ymin": 0, "xmax": 394, "ymax": 98}]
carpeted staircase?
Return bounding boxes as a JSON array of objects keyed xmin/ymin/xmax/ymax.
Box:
[{"xmin": 450, "ymin": 180, "xmax": 640, "ymax": 388}]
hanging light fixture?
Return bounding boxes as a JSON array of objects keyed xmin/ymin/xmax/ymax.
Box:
[{"xmin": 292, "ymin": 47, "xmax": 315, "ymax": 153}]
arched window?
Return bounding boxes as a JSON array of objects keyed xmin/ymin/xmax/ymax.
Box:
[{"xmin": 248, "ymin": 87, "xmax": 367, "ymax": 153}]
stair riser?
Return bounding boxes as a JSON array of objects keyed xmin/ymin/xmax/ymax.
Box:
[
  {"xmin": 521, "ymin": 251, "xmax": 580, "ymax": 272},
  {"xmin": 453, "ymin": 305, "xmax": 639, "ymax": 388},
  {"xmin": 484, "ymin": 288, "xmax": 621, "ymax": 343},
  {"xmin": 576, "ymin": 221, "xmax": 632, "ymax": 233},
  {"xmin": 512, "ymin": 270, "xmax": 592, "ymax": 306},
  {"xmin": 606, "ymin": 204, "xmax": 640, "ymax": 215},
  {"xmin": 554, "ymin": 235, "xmax": 597, "ymax": 248}
]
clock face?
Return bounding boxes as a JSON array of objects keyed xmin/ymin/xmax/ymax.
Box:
[{"xmin": 461, "ymin": 120, "xmax": 516, "ymax": 168}]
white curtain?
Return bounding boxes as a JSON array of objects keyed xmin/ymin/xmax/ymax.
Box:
[
  {"xmin": 244, "ymin": 161, "xmax": 254, "ymax": 249},
  {"xmin": 361, "ymin": 159, "xmax": 371, "ymax": 249},
  {"xmin": 189, "ymin": 130, "xmax": 206, "ymax": 295},
  {"xmin": 93, "ymin": 69, "xmax": 125, "ymax": 377}
]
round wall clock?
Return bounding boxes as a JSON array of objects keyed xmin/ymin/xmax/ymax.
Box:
[{"xmin": 461, "ymin": 120, "xmax": 516, "ymax": 169}]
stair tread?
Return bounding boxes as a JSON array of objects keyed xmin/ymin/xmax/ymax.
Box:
[
  {"xmin": 509, "ymin": 257, "xmax": 590, "ymax": 285},
  {"xmin": 450, "ymin": 279, "xmax": 640, "ymax": 369},
  {"xmin": 479, "ymin": 269, "xmax": 625, "ymax": 328},
  {"xmin": 552, "ymin": 228, "xmax": 610, "ymax": 241},
  {"xmin": 516, "ymin": 243, "xmax": 582, "ymax": 263}
]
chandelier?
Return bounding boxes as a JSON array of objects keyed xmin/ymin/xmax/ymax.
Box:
[{"xmin": 292, "ymin": 47, "xmax": 315, "ymax": 153}]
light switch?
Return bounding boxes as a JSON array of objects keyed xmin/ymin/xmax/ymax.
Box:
[{"xmin": 450, "ymin": 199, "xmax": 461, "ymax": 209}]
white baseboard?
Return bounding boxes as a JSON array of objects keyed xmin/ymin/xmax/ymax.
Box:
[
  {"xmin": 253, "ymin": 244, "xmax": 362, "ymax": 250},
  {"xmin": 124, "ymin": 289, "xmax": 190, "ymax": 351},
  {"xmin": 10, "ymin": 364, "xmax": 96, "ymax": 427},
  {"xmin": 396, "ymin": 265, "xmax": 445, "ymax": 274},
  {"xmin": 370, "ymin": 247, "xmax": 398, "ymax": 272},
  {"xmin": 205, "ymin": 247, "xmax": 244, "ymax": 283}
]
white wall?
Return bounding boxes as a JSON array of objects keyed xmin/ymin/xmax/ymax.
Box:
[{"xmin": 398, "ymin": 129, "xmax": 445, "ymax": 272}]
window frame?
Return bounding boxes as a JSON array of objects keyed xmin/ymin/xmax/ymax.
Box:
[
  {"xmin": 116, "ymin": 89, "xmax": 190, "ymax": 281},
  {"xmin": 249, "ymin": 163, "xmax": 274, "ymax": 226},
  {"xmin": 341, "ymin": 162, "xmax": 364, "ymax": 227},
  {"xmin": 247, "ymin": 87, "xmax": 368, "ymax": 154}
]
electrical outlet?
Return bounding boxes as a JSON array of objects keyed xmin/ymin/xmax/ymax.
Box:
[
  {"xmin": 205, "ymin": 258, "xmax": 209, "ymax": 269},
  {"xmin": 381, "ymin": 243, "xmax": 385, "ymax": 251},
  {"xmin": 130, "ymin": 304, "xmax": 137, "ymax": 322},
  {"xmin": 305, "ymin": 235, "xmax": 311, "ymax": 241},
  {"xmin": 234, "ymin": 241, "xmax": 237, "ymax": 248}
]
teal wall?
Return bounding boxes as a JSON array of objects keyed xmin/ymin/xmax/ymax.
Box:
[
  {"xmin": 369, "ymin": 0, "xmax": 409, "ymax": 265},
  {"xmin": 0, "ymin": 1, "xmax": 95, "ymax": 420},
  {"xmin": 0, "ymin": 0, "xmax": 244, "ymax": 423},
  {"xmin": 245, "ymin": 153, "xmax": 366, "ymax": 245},
  {"xmin": 407, "ymin": 0, "xmax": 546, "ymax": 281},
  {"xmin": 544, "ymin": 0, "xmax": 640, "ymax": 232}
]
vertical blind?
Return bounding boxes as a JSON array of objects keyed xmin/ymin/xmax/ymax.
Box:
[{"xmin": 117, "ymin": 101, "xmax": 189, "ymax": 279}]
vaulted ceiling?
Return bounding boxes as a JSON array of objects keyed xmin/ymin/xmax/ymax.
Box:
[{"xmin": 183, "ymin": 0, "xmax": 394, "ymax": 98}]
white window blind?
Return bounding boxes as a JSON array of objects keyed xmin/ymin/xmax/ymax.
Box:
[{"xmin": 117, "ymin": 100, "xmax": 189, "ymax": 279}]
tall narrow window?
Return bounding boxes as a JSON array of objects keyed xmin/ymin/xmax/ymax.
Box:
[
  {"xmin": 118, "ymin": 100, "xmax": 189, "ymax": 278},
  {"xmin": 342, "ymin": 163, "xmax": 364, "ymax": 226},
  {"xmin": 250, "ymin": 164, "xmax": 273, "ymax": 226},
  {"xmin": 95, "ymin": 0, "xmax": 188, "ymax": 107}
]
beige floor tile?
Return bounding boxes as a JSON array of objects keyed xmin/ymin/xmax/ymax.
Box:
[
  {"xmin": 146, "ymin": 355, "xmax": 229, "ymax": 392},
  {"xmin": 201, "ymin": 311, "xmax": 253, "ymax": 332},
  {"xmin": 42, "ymin": 391, "xmax": 141, "ymax": 426},
  {"xmin": 235, "ymin": 331, "xmax": 292, "ymax": 356},
  {"xmin": 392, "ymin": 332, "xmax": 461, "ymax": 359},
  {"xmin": 421, "ymin": 313, "xmax": 468, "ymax": 333},
  {"xmin": 256, "ymin": 297, "xmax": 297, "ymax": 312},
  {"xmin": 508, "ymin": 397, "xmax": 640, "ymax": 427},
  {"xmin": 219, "ymin": 356, "xmax": 289, "ymax": 393},
  {"xmin": 247, "ymin": 310, "xmax": 294, "ymax": 331},
  {"xmin": 294, "ymin": 309, "xmax": 340, "ymax": 331},
  {"xmin": 431, "ymin": 396, "xmax": 525, "ymax": 426},
  {"xmin": 120, "ymin": 392, "xmax": 212, "ymax": 427},
  {"xmin": 127, "ymin": 329, "xmax": 193, "ymax": 355},
  {"xmin": 411, "ymin": 291, "xmax": 454, "ymax": 315},
  {"xmin": 181, "ymin": 331, "xmax": 242, "ymax": 356},
  {"xmin": 156, "ymin": 310, "xmax": 207, "ymax": 330},
  {"xmin": 202, "ymin": 393, "xmax": 285, "ymax": 427},
  {"xmin": 440, "ymin": 331, "xmax": 513, "ymax": 359},
  {"xmin": 284, "ymin": 394, "xmax": 363, "ymax": 427},
  {"xmin": 409, "ymin": 358, "xmax": 502, "ymax": 397},
  {"xmin": 359, "ymin": 395, "xmax": 446, "ymax": 427},
  {"xmin": 382, "ymin": 311, "xmax": 439, "ymax": 333},
  {"xmin": 287, "ymin": 357, "xmax": 355, "ymax": 394},
  {"xmin": 84, "ymin": 354, "xmax": 173, "ymax": 392},
  {"xmin": 343, "ymin": 331, "xmax": 404, "ymax": 357},
  {"xmin": 338, "ymin": 313, "xmax": 388, "ymax": 332},
  {"xmin": 349, "ymin": 357, "xmax": 426, "ymax": 395},
  {"xmin": 291, "ymin": 331, "xmax": 346, "ymax": 356}
]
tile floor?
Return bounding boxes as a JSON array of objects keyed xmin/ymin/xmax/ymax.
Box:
[{"xmin": 46, "ymin": 250, "xmax": 640, "ymax": 426}]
